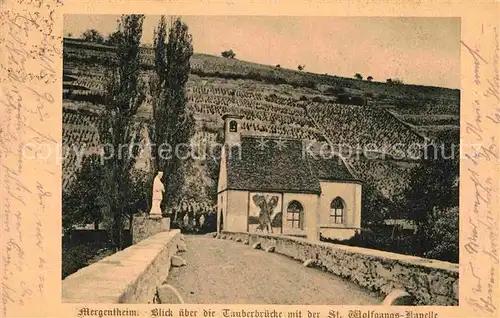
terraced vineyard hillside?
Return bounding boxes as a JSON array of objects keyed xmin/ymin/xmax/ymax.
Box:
[
  {"xmin": 62, "ymin": 39, "xmax": 460, "ymax": 207},
  {"xmin": 386, "ymin": 104, "xmax": 459, "ymax": 146}
]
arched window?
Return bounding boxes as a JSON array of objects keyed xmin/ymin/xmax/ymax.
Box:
[
  {"xmin": 287, "ymin": 200, "xmax": 303, "ymax": 229},
  {"xmin": 229, "ymin": 120, "xmax": 238, "ymax": 132},
  {"xmin": 330, "ymin": 197, "xmax": 344, "ymax": 224}
]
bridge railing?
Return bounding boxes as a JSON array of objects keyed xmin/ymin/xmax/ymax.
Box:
[
  {"xmin": 62, "ymin": 230, "xmax": 183, "ymax": 303},
  {"xmin": 221, "ymin": 231, "xmax": 459, "ymax": 306}
]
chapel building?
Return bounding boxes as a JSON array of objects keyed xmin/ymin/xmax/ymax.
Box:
[{"xmin": 217, "ymin": 114, "xmax": 363, "ymax": 241}]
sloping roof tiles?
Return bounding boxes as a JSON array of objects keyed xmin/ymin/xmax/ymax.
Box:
[{"xmin": 225, "ymin": 135, "xmax": 358, "ymax": 194}]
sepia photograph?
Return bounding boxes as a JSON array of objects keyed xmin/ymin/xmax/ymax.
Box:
[{"xmin": 60, "ymin": 15, "xmax": 461, "ymax": 306}]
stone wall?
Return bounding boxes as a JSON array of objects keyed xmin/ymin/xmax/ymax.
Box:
[
  {"xmin": 132, "ymin": 216, "xmax": 170, "ymax": 244},
  {"xmin": 62, "ymin": 230, "xmax": 183, "ymax": 303},
  {"xmin": 222, "ymin": 231, "xmax": 458, "ymax": 306}
]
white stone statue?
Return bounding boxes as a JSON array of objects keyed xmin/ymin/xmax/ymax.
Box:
[{"xmin": 149, "ymin": 171, "xmax": 165, "ymax": 218}]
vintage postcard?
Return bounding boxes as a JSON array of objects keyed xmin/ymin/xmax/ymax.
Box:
[{"xmin": 1, "ymin": 1, "xmax": 499, "ymax": 318}]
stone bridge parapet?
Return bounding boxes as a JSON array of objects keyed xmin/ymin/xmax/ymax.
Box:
[
  {"xmin": 62, "ymin": 230, "xmax": 183, "ymax": 303},
  {"xmin": 221, "ymin": 231, "xmax": 459, "ymax": 305}
]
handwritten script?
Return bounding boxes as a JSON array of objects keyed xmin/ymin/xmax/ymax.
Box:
[
  {"xmin": 461, "ymin": 23, "xmax": 499, "ymax": 316},
  {"xmin": 0, "ymin": 0, "xmax": 62, "ymax": 316}
]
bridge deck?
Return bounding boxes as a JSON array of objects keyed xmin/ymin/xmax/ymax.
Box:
[{"xmin": 165, "ymin": 235, "xmax": 381, "ymax": 304}]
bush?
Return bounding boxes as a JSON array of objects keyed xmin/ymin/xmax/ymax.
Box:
[
  {"xmin": 320, "ymin": 227, "xmax": 415, "ymax": 256},
  {"xmin": 62, "ymin": 243, "xmax": 113, "ymax": 279},
  {"xmin": 81, "ymin": 29, "xmax": 105, "ymax": 44},
  {"xmin": 221, "ymin": 49, "xmax": 236, "ymax": 59},
  {"xmin": 388, "ymin": 78, "xmax": 404, "ymax": 85},
  {"xmin": 424, "ymin": 206, "xmax": 459, "ymax": 263},
  {"xmin": 62, "ymin": 154, "xmax": 108, "ymax": 232}
]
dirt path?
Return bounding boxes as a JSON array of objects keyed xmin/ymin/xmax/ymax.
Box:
[{"xmin": 165, "ymin": 235, "xmax": 382, "ymax": 305}]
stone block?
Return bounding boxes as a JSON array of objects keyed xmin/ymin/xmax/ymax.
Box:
[
  {"xmin": 429, "ymin": 273, "xmax": 453, "ymax": 296},
  {"xmin": 382, "ymin": 289, "xmax": 414, "ymax": 305},
  {"xmin": 221, "ymin": 235, "xmax": 227, "ymax": 239},
  {"xmin": 252, "ymin": 242, "xmax": 261, "ymax": 249},
  {"xmin": 266, "ymin": 246, "xmax": 275, "ymax": 253},
  {"xmin": 177, "ymin": 242, "xmax": 187, "ymax": 252},
  {"xmin": 434, "ymin": 295, "xmax": 456, "ymax": 306},
  {"xmin": 171, "ymin": 255, "xmax": 186, "ymax": 267},
  {"xmin": 303, "ymin": 259, "xmax": 315, "ymax": 267},
  {"xmin": 243, "ymin": 240, "xmax": 249, "ymax": 245},
  {"xmin": 157, "ymin": 284, "xmax": 184, "ymax": 304},
  {"xmin": 132, "ymin": 216, "xmax": 170, "ymax": 244},
  {"xmin": 452, "ymin": 280, "xmax": 458, "ymax": 299},
  {"xmin": 235, "ymin": 237, "xmax": 242, "ymax": 242}
]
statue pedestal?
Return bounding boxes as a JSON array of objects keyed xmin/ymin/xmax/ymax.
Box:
[
  {"xmin": 132, "ymin": 216, "xmax": 170, "ymax": 244},
  {"xmin": 148, "ymin": 213, "xmax": 163, "ymax": 220}
]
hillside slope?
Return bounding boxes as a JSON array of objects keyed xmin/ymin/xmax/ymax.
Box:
[{"xmin": 62, "ymin": 39, "xmax": 460, "ymax": 209}]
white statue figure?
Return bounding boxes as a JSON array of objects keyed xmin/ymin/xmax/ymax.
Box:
[{"xmin": 149, "ymin": 171, "xmax": 165, "ymax": 218}]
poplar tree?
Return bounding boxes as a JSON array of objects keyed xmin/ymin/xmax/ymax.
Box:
[
  {"xmin": 99, "ymin": 14, "xmax": 146, "ymax": 250},
  {"xmin": 151, "ymin": 16, "xmax": 194, "ymax": 212}
]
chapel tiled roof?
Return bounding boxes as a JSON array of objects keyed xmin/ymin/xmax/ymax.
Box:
[
  {"xmin": 308, "ymin": 155, "xmax": 359, "ymax": 182},
  {"xmin": 225, "ymin": 135, "xmax": 358, "ymax": 194}
]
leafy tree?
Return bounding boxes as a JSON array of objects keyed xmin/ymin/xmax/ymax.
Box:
[
  {"xmin": 424, "ymin": 206, "xmax": 459, "ymax": 262},
  {"xmin": 106, "ymin": 30, "xmax": 123, "ymax": 46},
  {"xmin": 275, "ymin": 64, "xmax": 281, "ymax": 68},
  {"xmin": 221, "ymin": 49, "xmax": 236, "ymax": 59},
  {"xmin": 297, "ymin": 64, "xmax": 305, "ymax": 71},
  {"xmin": 354, "ymin": 73, "xmax": 363, "ymax": 80},
  {"xmin": 367, "ymin": 76, "xmax": 373, "ymax": 82},
  {"xmin": 404, "ymin": 143, "xmax": 459, "ymax": 256},
  {"xmin": 123, "ymin": 172, "xmax": 150, "ymax": 227},
  {"xmin": 62, "ymin": 154, "xmax": 108, "ymax": 233},
  {"xmin": 81, "ymin": 29, "xmax": 105, "ymax": 44},
  {"xmin": 151, "ymin": 17, "xmax": 195, "ymax": 212},
  {"xmin": 388, "ymin": 78, "xmax": 404, "ymax": 85},
  {"xmin": 98, "ymin": 14, "xmax": 146, "ymax": 251},
  {"xmin": 361, "ymin": 182, "xmax": 390, "ymax": 229}
]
